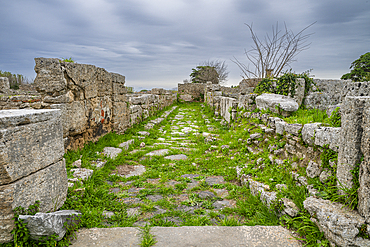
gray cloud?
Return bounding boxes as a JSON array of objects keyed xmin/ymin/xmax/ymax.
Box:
[{"xmin": 0, "ymin": 0, "xmax": 369, "ymax": 89}]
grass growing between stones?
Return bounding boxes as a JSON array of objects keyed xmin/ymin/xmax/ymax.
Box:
[{"xmin": 3, "ymin": 102, "xmax": 336, "ymax": 246}]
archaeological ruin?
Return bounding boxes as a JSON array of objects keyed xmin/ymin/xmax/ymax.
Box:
[{"xmin": 1, "ymin": 58, "xmax": 370, "ymax": 246}]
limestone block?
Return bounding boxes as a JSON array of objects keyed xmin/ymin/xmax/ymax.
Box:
[
  {"xmin": 0, "ymin": 160, "xmax": 67, "ymax": 243},
  {"xmin": 34, "ymin": 58, "xmax": 67, "ymax": 95},
  {"xmin": 102, "ymin": 147, "xmax": 122, "ymax": 159},
  {"xmin": 19, "ymin": 210, "xmax": 81, "ymax": 241},
  {"xmin": 0, "ymin": 109, "xmax": 63, "ymax": 185},
  {"xmin": 284, "ymin": 123, "xmax": 302, "ymax": 136},
  {"xmin": 180, "ymin": 94, "xmax": 193, "ymax": 102},
  {"xmin": 301, "ymin": 123, "xmax": 321, "ymax": 146},
  {"xmin": 275, "ymin": 120, "xmax": 286, "ymax": 135},
  {"xmin": 304, "ymin": 92, "xmax": 330, "ymax": 110},
  {"xmin": 66, "ymin": 101, "xmax": 87, "ymax": 135},
  {"xmin": 304, "ymin": 196, "xmax": 370, "ymax": 246},
  {"xmin": 312, "ymin": 79, "xmax": 348, "ymax": 105},
  {"xmin": 130, "ymin": 97, "xmax": 142, "ymax": 105},
  {"xmin": 43, "ymin": 90, "xmax": 74, "ymax": 104},
  {"xmin": 282, "ymin": 198, "xmax": 299, "ymax": 217},
  {"xmin": 314, "ymin": 126, "xmax": 341, "ymax": 151},
  {"xmin": 256, "ymin": 93, "xmax": 298, "ymax": 116},
  {"xmin": 319, "ymin": 169, "xmax": 332, "ymax": 183},
  {"xmin": 359, "ymin": 98, "xmax": 370, "ymax": 222},
  {"xmin": 119, "ymin": 139, "xmax": 135, "ymax": 150},
  {"xmin": 0, "ymin": 77, "xmax": 10, "ymax": 93},
  {"xmin": 113, "ymin": 82, "xmax": 127, "ymax": 95},
  {"xmin": 306, "ymin": 161, "xmax": 322, "ymax": 178},
  {"xmin": 130, "ymin": 105, "xmax": 142, "ymax": 114},
  {"xmin": 338, "ymin": 96, "xmax": 369, "ymax": 193},
  {"xmin": 341, "ymin": 81, "xmax": 370, "ymax": 102},
  {"xmin": 292, "ymin": 78, "xmax": 305, "ymax": 107},
  {"xmin": 112, "ymin": 101, "xmax": 129, "ymax": 134},
  {"xmin": 85, "ymin": 96, "xmax": 112, "ymax": 126},
  {"xmin": 111, "ymin": 72, "xmax": 125, "ymax": 84}
]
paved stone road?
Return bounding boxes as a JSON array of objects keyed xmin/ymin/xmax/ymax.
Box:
[{"xmin": 70, "ymin": 104, "xmax": 301, "ymax": 246}]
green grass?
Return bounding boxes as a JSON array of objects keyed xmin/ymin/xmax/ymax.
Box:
[{"xmin": 4, "ymin": 101, "xmax": 337, "ymax": 247}]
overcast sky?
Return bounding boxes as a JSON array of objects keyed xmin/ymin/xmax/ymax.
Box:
[{"xmin": 1, "ymin": 0, "xmax": 369, "ymax": 90}]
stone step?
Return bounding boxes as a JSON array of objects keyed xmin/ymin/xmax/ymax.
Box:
[{"xmin": 70, "ymin": 226, "xmax": 301, "ymax": 247}]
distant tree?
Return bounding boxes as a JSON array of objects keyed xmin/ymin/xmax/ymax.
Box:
[
  {"xmin": 201, "ymin": 60, "xmax": 229, "ymax": 83},
  {"xmin": 341, "ymin": 52, "xmax": 370, "ymax": 82},
  {"xmin": 0, "ymin": 70, "xmax": 31, "ymax": 90},
  {"xmin": 232, "ymin": 22, "xmax": 315, "ymax": 79},
  {"xmin": 190, "ymin": 66, "xmax": 219, "ymax": 84}
]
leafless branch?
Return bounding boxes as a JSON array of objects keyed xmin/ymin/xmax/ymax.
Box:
[{"xmin": 232, "ymin": 22, "xmax": 315, "ymax": 79}]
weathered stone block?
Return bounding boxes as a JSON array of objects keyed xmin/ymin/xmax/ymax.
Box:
[
  {"xmin": 0, "ymin": 77, "xmax": 10, "ymax": 93},
  {"xmin": 304, "ymin": 92, "xmax": 330, "ymax": 110},
  {"xmin": 301, "ymin": 123, "xmax": 321, "ymax": 146},
  {"xmin": 19, "ymin": 210, "xmax": 81, "ymax": 241},
  {"xmin": 337, "ymin": 96, "xmax": 369, "ymax": 193},
  {"xmin": 304, "ymin": 196, "xmax": 370, "ymax": 247},
  {"xmin": 275, "ymin": 120, "xmax": 286, "ymax": 135},
  {"xmin": 179, "ymin": 94, "xmax": 193, "ymax": 102},
  {"xmin": 34, "ymin": 58, "xmax": 67, "ymax": 95},
  {"xmin": 284, "ymin": 123, "xmax": 302, "ymax": 136},
  {"xmin": 112, "ymin": 82, "xmax": 127, "ymax": 95},
  {"xmin": 0, "ymin": 109, "xmax": 63, "ymax": 185},
  {"xmin": 314, "ymin": 126, "xmax": 341, "ymax": 151},
  {"xmin": 0, "ymin": 160, "xmax": 67, "ymax": 243},
  {"xmin": 292, "ymin": 78, "xmax": 305, "ymax": 107},
  {"xmin": 306, "ymin": 161, "xmax": 322, "ymax": 178},
  {"xmin": 359, "ymin": 98, "xmax": 370, "ymax": 222},
  {"xmin": 43, "ymin": 90, "xmax": 74, "ymax": 104},
  {"xmin": 256, "ymin": 93, "xmax": 298, "ymax": 116}
]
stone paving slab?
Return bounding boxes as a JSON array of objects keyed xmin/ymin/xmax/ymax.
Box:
[
  {"xmin": 70, "ymin": 227, "xmax": 141, "ymax": 247},
  {"xmin": 151, "ymin": 226, "xmax": 301, "ymax": 247},
  {"xmin": 70, "ymin": 226, "xmax": 301, "ymax": 247}
]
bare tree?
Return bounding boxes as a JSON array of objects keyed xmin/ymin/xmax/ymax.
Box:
[
  {"xmin": 201, "ymin": 60, "xmax": 229, "ymax": 83},
  {"xmin": 232, "ymin": 22, "xmax": 315, "ymax": 79}
]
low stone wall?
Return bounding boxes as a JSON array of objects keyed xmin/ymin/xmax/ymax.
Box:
[
  {"xmin": 1, "ymin": 58, "xmax": 176, "ymax": 150},
  {"xmin": 178, "ymin": 82, "xmax": 206, "ymax": 102},
  {"xmin": 304, "ymin": 79, "xmax": 370, "ymax": 111},
  {"xmin": 178, "ymin": 82, "xmax": 240, "ymax": 102},
  {"xmin": 210, "ymin": 86, "xmax": 370, "ymax": 245},
  {"xmin": 220, "ymin": 86, "xmax": 239, "ymax": 98},
  {"xmin": 0, "ymin": 109, "xmax": 67, "ymax": 243},
  {"xmin": 235, "ymin": 105, "xmax": 370, "ymax": 246}
]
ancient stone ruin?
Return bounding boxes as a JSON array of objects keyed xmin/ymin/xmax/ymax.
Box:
[{"xmin": 2, "ymin": 58, "xmax": 370, "ymax": 246}]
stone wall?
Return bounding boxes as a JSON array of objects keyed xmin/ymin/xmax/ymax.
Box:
[
  {"xmin": 177, "ymin": 82, "xmax": 240, "ymax": 102},
  {"xmin": 0, "ymin": 109, "xmax": 67, "ymax": 243},
  {"xmin": 208, "ymin": 84, "xmax": 370, "ymax": 245},
  {"xmin": 178, "ymin": 82, "xmax": 206, "ymax": 102},
  {"xmin": 0, "ymin": 58, "xmax": 176, "ymax": 150},
  {"xmin": 235, "ymin": 106, "xmax": 370, "ymax": 246}
]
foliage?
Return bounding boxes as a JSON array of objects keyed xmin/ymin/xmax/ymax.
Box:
[
  {"xmin": 140, "ymin": 225, "xmax": 156, "ymax": 247},
  {"xmin": 61, "ymin": 57, "xmax": 75, "ymax": 63},
  {"xmin": 232, "ymin": 22, "xmax": 315, "ymax": 79},
  {"xmin": 341, "ymin": 52, "xmax": 370, "ymax": 82},
  {"xmin": 328, "ymin": 107, "xmax": 341, "ymax": 127},
  {"xmin": 254, "ymin": 70, "xmax": 317, "ymax": 107},
  {"xmin": 0, "ymin": 70, "xmax": 31, "ymax": 90},
  {"xmin": 190, "ymin": 66, "xmax": 219, "ymax": 84}
]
